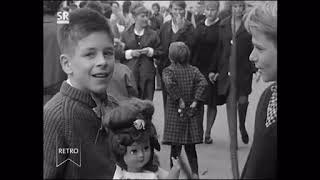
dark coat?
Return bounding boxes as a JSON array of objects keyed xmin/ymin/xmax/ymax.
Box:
[
  {"xmin": 191, "ymin": 18, "xmax": 221, "ymax": 105},
  {"xmin": 120, "ymin": 24, "xmax": 163, "ymax": 100},
  {"xmin": 162, "ymin": 64, "xmax": 208, "ymax": 144},
  {"xmin": 241, "ymin": 83, "xmax": 277, "ymax": 179},
  {"xmin": 158, "ymin": 19, "xmax": 195, "ymax": 74},
  {"xmin": 215, "ymin": 16, "xmax": 256, "ymax": 98}
]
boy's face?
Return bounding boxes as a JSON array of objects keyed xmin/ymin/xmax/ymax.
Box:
[
  {"xmin": 204, "ymin": 5, "xmax": 219, "ymax": 21},
  {"xmin": 123, "ymin": 140, "xmax": 151, "ymax": 172},
  {"xmin": 171, "ymin": 3, "xmax": 185, "ymax": 20},
  {"xmin": 61, "ymin": 32, "xmax": 115, "ymax": 94},
  {"xmin": 250, "ymin": 29, "xmax": 277, "ymax": 82}
]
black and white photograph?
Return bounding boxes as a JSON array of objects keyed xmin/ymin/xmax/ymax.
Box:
[{"xmin": 43, "ymin": 0, "xmax": 277, "ymax": 179}]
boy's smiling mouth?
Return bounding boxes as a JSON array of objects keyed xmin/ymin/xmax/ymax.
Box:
[{"xmin": 92, "ymin": 72, "xmax": 109, "ymax": 78}]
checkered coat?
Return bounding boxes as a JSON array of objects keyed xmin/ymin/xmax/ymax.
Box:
[{"xmin": 162, "ymin": 64, "xmax": 208, "ymax": 144}]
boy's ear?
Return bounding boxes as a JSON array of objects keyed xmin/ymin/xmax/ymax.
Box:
[{"xmin": 60, "ymin": 54, "xmax": 73, "ymax": 75}]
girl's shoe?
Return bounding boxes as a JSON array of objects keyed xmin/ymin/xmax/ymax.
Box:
[
  {"xmin": 204, "ymin": 137, "xmax": 213, "ymax": 144},
  {"xmin": 192, "ymin": 173, "xmax": 199, "ymax": 179}
]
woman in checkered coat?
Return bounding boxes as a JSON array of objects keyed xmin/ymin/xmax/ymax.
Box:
[{"xmin": 162, "ymin": 42, "xmax": 208, "ymax": 178}]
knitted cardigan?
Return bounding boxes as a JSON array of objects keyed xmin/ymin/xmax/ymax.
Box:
[{"xmin": 43, "ymin": 81, "xmax": 118, "ymax": 179}]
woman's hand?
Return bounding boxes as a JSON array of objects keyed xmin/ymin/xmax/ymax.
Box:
[
  {"xmin": 179, "ymin": 98, "xmax": 185, "ymax": 109},
  {"xmin": 131, "ymin": 50, "xmax": 141, "ymax": 57},
  {"xmin": 208, "ymin": 72, "xmax": 216, "ymax": 84},
  {"xmin": 190, "ymin": 101, "xmax": 197, "ymax": 109}
]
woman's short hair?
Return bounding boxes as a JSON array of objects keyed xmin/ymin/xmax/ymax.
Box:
[
  {"xmin": 203, "ymin": 1, "xmax": 220, "ymax": 11},
  {"xmin": 152, "ymin": 3, "xmax": 160, "ymax": 11},
  {"xmin": 169, "ymin": 42, "xmax": 190, "ymax": 65},
  {"xmin": 244, "ymin": 1, "xmax": 277, "ymax": 48},
  {"xmin": 85, "ymin": 1, "xmax": 104, "ymax": 15},
  {"xmin": 130, "ymin": 2, "xmax": 148, "ymax": 17},
  {"xmin": 122, "ymin": 1, "xmax": 132, "ymax": 14}
]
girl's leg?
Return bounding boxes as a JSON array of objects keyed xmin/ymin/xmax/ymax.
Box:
[
  {"xmin": 238, "ymin": 95, "xmax": 249, "ymax": 144},
  {"xmin": 184, "ymin": 144, "xmax": 199, "ymax": 177},
  {"xmin": 170, "ymin": 144, "xmax": 182, "ymax": 168},
  {"xmin": 204, "ymin": 104, "xmax": 217, "ymax": 143}
]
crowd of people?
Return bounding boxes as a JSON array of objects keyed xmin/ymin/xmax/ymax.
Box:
[{"xmin": 43, "ymin": 0, "xmax": 277, "ymax": 179}]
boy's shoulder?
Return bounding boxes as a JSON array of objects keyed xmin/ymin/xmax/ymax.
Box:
[
  {"xmin": 44, "ymin": 92, "xmax": 95, "ymax": 123},
  {"xmin": 43, "ymin": 93, "xmax": 66, "ymax": 130}
]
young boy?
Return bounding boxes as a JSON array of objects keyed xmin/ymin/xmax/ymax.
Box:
[
  {"xmin": 241, "ymin": 1, "xmax": 277, "ymax": 179},
  {"xmin": 107, "ymin": 39, "xmax": 138, "ymax": 102},
  {"xmin": 162, "ymin": 42, "xmax": 208, "ymax": 179},
  {"xmin": 43, "ymin": 8, "xmax": 116, "ymax": 179}
]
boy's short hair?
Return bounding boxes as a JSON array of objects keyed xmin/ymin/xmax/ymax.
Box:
[
  {"xmin": 85, "ymin": 1, "xmax": 104, "ymax": 15},
  {"xmin": 244, "ymin": 1, "xmax": 277, "ymax": 48},
  {"xmin": 57, "ymin": 8, "xmax": 114, "ymax": 55},
  {"xmin": 169, "ymin": 1, "xmax": 187, "ymax": 9},
  {"xmin": 169, "ymin": 42, "xmax": 190, "ymax": 65}
]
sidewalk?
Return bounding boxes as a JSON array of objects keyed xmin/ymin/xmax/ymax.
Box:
[{"xmin": 152, "ymin": 80, "xmax": 272, "ymax": 179}]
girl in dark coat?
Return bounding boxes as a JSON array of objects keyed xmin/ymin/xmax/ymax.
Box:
[
  {"xmin": 191, "ymin": 1, "xmax": 221, "ymax": 144},
  {"xmin": 162, "ymin": 42, "xmax": 208, "ymax": 179},
  {"xmin": 241, "ymin": 2, "xmax": 277, "ymax": 178},
  {"xmin": 212, "ymin": 1, "xmax": 257, "ymax": 144},
  {"xmin": 121, "ymin": 3, "xmax": 163, "ymax": 101}
]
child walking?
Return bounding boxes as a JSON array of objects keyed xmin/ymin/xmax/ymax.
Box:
[
  {"xmin": 103, "ymin": 98, "xmax": 181, "ymax": 179},
  {"xmin": 162, "ymin": 42, "xmax": 208, "ymax": 179}
]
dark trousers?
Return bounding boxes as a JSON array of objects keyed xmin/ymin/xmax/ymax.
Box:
[
  {"xmin": 137, "ymin": 75, "xmax": 155, "ymax": 101},
  {"xmin": 156, "ymin": 67, "xmax": 162, "ymax": 89},
  {"xmin": 170, "ymin": 144, "xmax": 199, "ymax": 175}
]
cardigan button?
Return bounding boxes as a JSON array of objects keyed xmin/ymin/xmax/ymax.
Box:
[{"xmin": 228, "ymin": 72, "xmax": 231, "ymax": 76}]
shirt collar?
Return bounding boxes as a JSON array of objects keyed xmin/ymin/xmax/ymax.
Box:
[
  {"xmin": 204, "ymin": 18, "xmax": 220, "ymax": 27},
  {"xmin": 66, "ymin": 78, "xmax": 74, "ymax": 87},
  {"xmin": 171, "ymin": 18, "xmax": 185, "ymax": 33},
  {"xmin": 134, "ymin": 28, "xmax": 145, "ymax": 36}
]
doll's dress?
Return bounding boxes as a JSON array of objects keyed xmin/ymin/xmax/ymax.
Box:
[{"xmin": 113, "ymin": 165, "xmax": 158, "ymax": 179}]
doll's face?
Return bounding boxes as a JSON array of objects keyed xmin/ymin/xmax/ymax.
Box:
[{"xmin": 123, "ymin": 139, "xmax": 151, "ymax": 172}]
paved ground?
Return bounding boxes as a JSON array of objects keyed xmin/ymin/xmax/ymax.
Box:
[{"xmin": 152, "ymin": 77, "xmax": 272, "ymax": 179}]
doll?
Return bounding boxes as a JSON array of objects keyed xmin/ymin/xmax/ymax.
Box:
[{"xmin": 103, "ymin": 98, "xmax": 181, "ymax": 179}]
